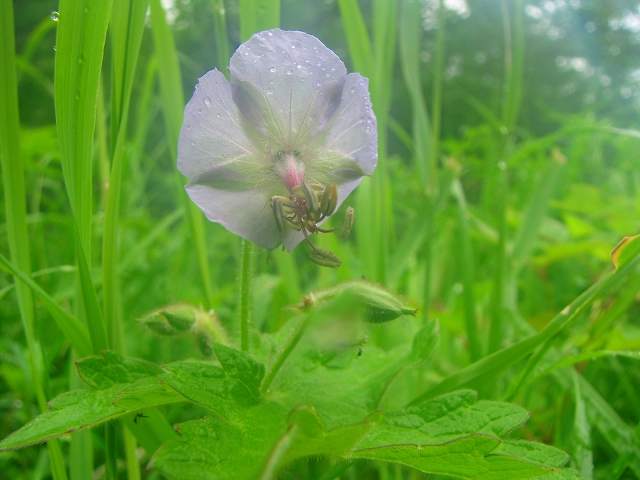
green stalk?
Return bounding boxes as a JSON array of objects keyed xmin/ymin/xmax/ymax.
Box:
[
  {"xmin": 430, "ymin": 0, "xmax": 444, "ymax": 193},
  {"xmin": 239, "ymin": 240, "xmax": 253, "ymax": 352},
  {"xmin": 239, "ymin": 0, "xmax": 280, "ymax": 42},
  {"xmin": 0, "ymin": 2, "xmax": 68, "ymax": 478},
  {"xmin": 149, "ymin": 0, "xmax": 216, "ymax": 309},
  {"xmin": 209, "ymin": 0, "xmax": 230, "ymax": 72},
  {"xmin": 260, "ymin": 315, "xmax": 310, "ymax": 394},
  {"xmin": 487, "ymin": 165, "xmax": 507, "ymax": 354},
  {"xmin": 452, "ymin": 180, "xmax": 481, "ymax": 362}
]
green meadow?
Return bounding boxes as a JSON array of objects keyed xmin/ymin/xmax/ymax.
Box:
[{"xmin": 2, "ymin": 0, "xmax": 640, "ymax": 478}]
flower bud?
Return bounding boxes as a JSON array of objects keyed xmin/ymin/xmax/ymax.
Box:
[{"xmin": 294, "ymin": 280, "xmax": 418, "ymax": 323}]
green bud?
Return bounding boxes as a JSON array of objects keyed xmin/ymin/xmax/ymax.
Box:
[
  {"xmin": 162, "ymin": 305, "xmax": 197, "ymax": 332},
  {"xmin": 309, "ymin": 248, "xmax": 342, "ymax": 268},
  {"xmin": 294, "ymin": 280, "xmax": 418, "ymax": 323},
  {"xmin": 142, "ymin": 316, "xmax": 178, "ymax": 336}
]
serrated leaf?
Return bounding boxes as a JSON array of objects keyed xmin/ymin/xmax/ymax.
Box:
[
  {"xmin": 358, "ymin": 390, "xmax": 529, "ymax": 449},
  {"xmin": 113, "ymin": 377, "xmax": 187, "ymax": 411},
  {"xmin": 0, "ymin": 353, "xmax": 173, "ymax": 451},
  {"xmin": 496, "ymin": 440, "xmax": 569, "ymax": 468},
  {"xmin": 353, "ymin": 435, "xmax": 551, "ymax": 479},
  {"xmin": 76, "ymin": 351, "xmax": 163, "ymax": 389},
  {"xmin": 151, "ymin": 402, "xmax": 288, "ymax": 480},
  {"xmin": 272, "ymin": 341, "xmax": 411, "ymax": 428},
  {"xmin": 0, "ymin": 387, "xmax": 123, "ymax": 451}
]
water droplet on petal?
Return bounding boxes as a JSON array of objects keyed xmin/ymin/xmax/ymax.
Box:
[
  {"xmin": 350, "ymin": 87, "xmax": 356, "ymax": 93},
  {"xmin": 216, "ymin": 113, "xmax": 221, "ymax": 118},
  {"xmin": 197, "ymin": 107, "xmax": 202, "ymax": 113},
  {"xmin": 286, "ymin": 69, "xmax": 293, "ymax": 75},
  {"xmin": 317, "ymin": 62, "xmax": 321, "ymax": 67},
  {"xmin": 316, "ymin": 81, "xmax": 321, "ymax": 87},
  {"xmin": 190, "ymin": 140, "xmax": 195, "ymax": 146},
  {"xmin": 204, "ymin": 96, "xmax": 211, "ymax": 106},
  {"xmin": 266, "ymin": 88, "xmax": 274, "ymax": 95},
  {"xmin": 269, "ymin": 67, "xmax": 276, "ymax": 73},
  {"xmin": 51, "ymin": 11, "xmax": 59, "ymax": 21}
]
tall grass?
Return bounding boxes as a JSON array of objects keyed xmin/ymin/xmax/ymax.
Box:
[{"xmin": 2, "ymin": 0, "xmax": 640, "ymax": 479}]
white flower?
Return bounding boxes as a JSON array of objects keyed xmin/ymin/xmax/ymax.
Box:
[{"xmin": 177, "ymin": 29, "xmax": 377, "ymax": 255}]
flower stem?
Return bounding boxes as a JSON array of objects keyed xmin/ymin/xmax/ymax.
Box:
[
  {"xmin": 239, "ymin": 239, "xmax": 253, "ymax": 352},
  {"xmin": 260, "ymin": 314, "xmax": 310, "ymax": 394}
]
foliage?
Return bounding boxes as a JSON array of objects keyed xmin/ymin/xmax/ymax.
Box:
[{"xmin": 2, "ymin": 0, "xmax": 640, "ymax": 479}]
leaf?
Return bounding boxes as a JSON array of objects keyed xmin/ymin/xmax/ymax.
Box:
[
  {"xmin": 0, "ymin": 353, "xmax": 175, "ymax": 452},
  {"xmin": 496, "ymin": 440, "xmax": 569, "ymax": 469},
  {"xmin": 354, "ymin": 435, "xmax": 552, "ymax": 479},
  {"xmin": 0, "ymin": 387, "xmax": 123, "ymax": 451},
  {"xmin": 611, "ymin": 234, "xmax": 640, "ymax": 269},
  {"xmin": 76, "ymin": 351, "xmax": 163, "ymax": 389},
  {"xmin": 150, "ymin": 402, "xmax": 288, "ymax": 480},
  {"xmin": 358, "ymin": 390, "xmax": 529, "ymax": 449}
]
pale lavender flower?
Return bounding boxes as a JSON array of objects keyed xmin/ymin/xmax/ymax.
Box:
[{"xmin": 178, "ymin": 29, "xmax": 377, "ymax": 255}]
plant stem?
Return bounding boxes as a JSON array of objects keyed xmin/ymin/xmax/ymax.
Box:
[
  {"xmin": 239, "ymin": 240, "xmax": 253, "ymax": 352},
  {"xmin": 260, "ymin": 314, "xmax": 310, "ymax": 394}
]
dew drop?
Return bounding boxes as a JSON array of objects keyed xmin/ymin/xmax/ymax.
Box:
[
  {"xmin": 50, "ymin": 11, "xmax": 59, "ymax": 21},
  {"xmin": 203, "ymin": 96, "xmax": 211, "ymax": 106},
  {"xmin": 316, "ymin": 81, "xmax": 321, "ymax": 87},
  {"xmin": 350, "ymin": 87, "xmax": 356, "ymax": 93},
  {"xmin": 266, "ymin": 88, "xmax": 274, "ymax": 95},
  {"xmin": 190, "ymin": 140, "xmax": 195, "ymax": 146},
  {"xmin": 290, "ymin": 43, "xmax": 296, "ymax": 49},
  {"xmin": 269, "ymin": 67, "xmax": 276, "ymax": 73},
  {"xmin": 317, "ymin": 62, "xmax": 322, "ymax": 67},
  {"xmin": 286, "ymin": 69, "xmax": 293, "ymax": 75},
  {"xmin": 197, "ymin": 107, "xmax": 202, "ymax": 113},
  {"xmin": 216, "ymin": 113, "xmax": 221, "ymax": 118}
]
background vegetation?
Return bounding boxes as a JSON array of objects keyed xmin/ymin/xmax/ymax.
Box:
[{"xmin": 2, "ymin": 0, "xmax": 640, "ymax": 478}]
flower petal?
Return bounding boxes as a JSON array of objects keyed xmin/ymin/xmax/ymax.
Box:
[
  {"xmin": 313, "ymin": 73, "xmax": 378, "ymax": 179},
  {"xmin": 230, "ymin": 29, "xmax": 347, "ymax": 146},
  {"xmin": 178, "ymin": 69, "xmax": 263, "ymax": 180},
  {"xmin": 185, "ymin": 183, "xmax": 302, "ymax": 249}
]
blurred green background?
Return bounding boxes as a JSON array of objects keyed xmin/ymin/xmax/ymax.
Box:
[{"xmin": 3, "ymin": 0, "xmax": 640, "ymax": 478}]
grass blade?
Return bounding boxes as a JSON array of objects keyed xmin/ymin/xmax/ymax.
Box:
[
  {"xmin": 149, "ymin": 0, "xmax": 216, "ymax": 309},
  {"xmin": 411, "ymin": 251, "xmax": 640, "ymax": 403},
  {"xmin": 239, "ymin": 0, "xmax": 279, "ymax": 42},
  {"xmin": 0, "ymin": 3, "xmax": 69, "ymax": 478},
  {"xmin": 102, "ymin": 0, "xmax": 148, "ymax": 351}
]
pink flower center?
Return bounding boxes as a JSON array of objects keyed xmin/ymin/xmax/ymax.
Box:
[{"xmin": 275, "ymin": 152, "xmax": 305, "ymax": 192}]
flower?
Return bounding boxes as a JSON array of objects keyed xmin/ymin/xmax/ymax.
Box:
[{"xmin": 177, "ymin": 29, "xmax": 377, "ymax": 257}]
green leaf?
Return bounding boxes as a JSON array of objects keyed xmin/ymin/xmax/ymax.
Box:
[
  {"xmin": 260, "ymin": 407, "xmax": 382, "ymax": 479},
  {"xmin": 496, "ymin": 440, "xmax": 569, "ymax": 469},
  {"xmin": 354, "ymin": 435, "xmax": 551, "ymax": 479},
  {"xmin": 0, "ymin": 353, "xmax": 176, "ymax": 452},
  {"xmin": 0, "ymin": 387, "xmax": 123, "ymax": 451},
  {"xmin": 610, "ymin": 234, "xmax": 640, "ymax": 269},
  {"xmin": 76, "ymin": 351, "xmax": 163, "ymax": 389},
  {"xmin": 0, "ymin": 252, "xmax": 92, "ymax": 358},
  {"xmin": 151, "ymin": 402, "xmax": 288, "ymax": 480},
  {"xmin": 358, "ymin": 390, "xmax": 529, "ymax": 449}
]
